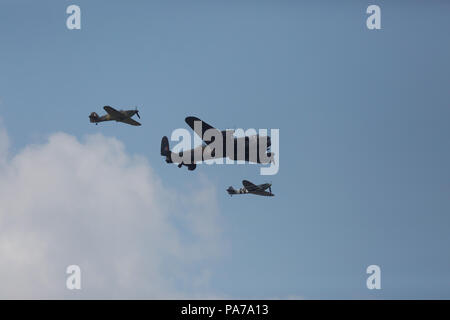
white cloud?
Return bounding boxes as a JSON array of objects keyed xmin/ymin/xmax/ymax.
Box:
[
  {"xmin": 0, "ymin": 119, "xmax": 8, "ymax": 167},
  {"xmin": 0, "ymin": 125, "xmax": 226, "ymax": 299}
]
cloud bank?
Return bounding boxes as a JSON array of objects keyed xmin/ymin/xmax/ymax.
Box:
[{"xmin": 0, "ymin": 125, "xmax": 225, "ymax": 299}]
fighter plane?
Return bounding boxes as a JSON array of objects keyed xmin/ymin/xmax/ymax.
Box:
[
  {"xmin": 89, "ymin": 106, "xmax": 141, "ymax": 126},
  {"xmin": 160, "ymin": 116, "xmax": 274, "ymax": 170},
  {"xmin": 227, "ymin": 180, "xmax": 274, "ymax": 197}
]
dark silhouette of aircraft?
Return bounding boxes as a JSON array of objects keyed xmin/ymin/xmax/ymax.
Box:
[
  {"xmin": 227, "ymin": 180, "xmax": 274, "ymax": 197},
  {"xmin": 161, "ymin": 116, "xmax": 274, "ymax": 170},
  {"xmin": 89, "ymin": 106, "xmax": 141, "ymax": 126}
]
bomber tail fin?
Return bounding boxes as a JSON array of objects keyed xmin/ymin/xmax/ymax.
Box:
[
  {"xmin": 161, "ymin": 136, "xmax": 173, "ymax": 164},
  {"xmin": 161, "ymin": 136, "xmax": 170, "ymax": 156}
]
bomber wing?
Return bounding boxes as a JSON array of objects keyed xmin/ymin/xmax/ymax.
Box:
[{"xmin": 185, "ymin": 116, "xmax": 221, "ymax": 145}]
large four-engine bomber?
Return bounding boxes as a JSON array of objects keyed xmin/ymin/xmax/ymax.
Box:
[{"xmin": 90, "ymin": 107, "xmax": 276, "ymax": 198}]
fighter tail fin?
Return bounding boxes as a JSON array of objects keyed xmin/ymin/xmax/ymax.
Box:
[
  {"xmin": 89, "ymin": 112, "xmax": 99, "ymax": 123},
  {"xmin": 227, "ymin": 186, "xmax": 236, "ymax": 195}
]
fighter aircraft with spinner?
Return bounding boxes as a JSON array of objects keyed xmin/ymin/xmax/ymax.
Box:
[
  {"xmin": 227, "ymin": 180, "xmax": 274, "ymax": 197},
  {"xmin": 89, "ymin": 106, "xmax": 141, "ymax": 126}
]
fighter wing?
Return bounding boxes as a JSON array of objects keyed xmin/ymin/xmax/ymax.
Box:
[
  {"xmin": 118, "ymin": 117, "xmax": 141, "ymax": 126},
  {"xmin": 242, "ymin": 180, "xmax": 274, "ymax": 196},
  {"xmin": 103, "ymin": 106, "xmax": 123, "ymax": 119},
  {"xmin": 249, "ymin": 189, "xmax": 274, "ymax": 196},
  {"xmin": 185, "ymin": 116, "xmax": 221, "ymax": 145},
  {"xmin": 242, "ymin": 180, "xmax": 260, "ymax": 192}
]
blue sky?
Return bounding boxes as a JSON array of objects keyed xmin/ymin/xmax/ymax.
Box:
[{"xmin": 0, "ymin": 0, "xmax": 449, "ymax": 298}]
